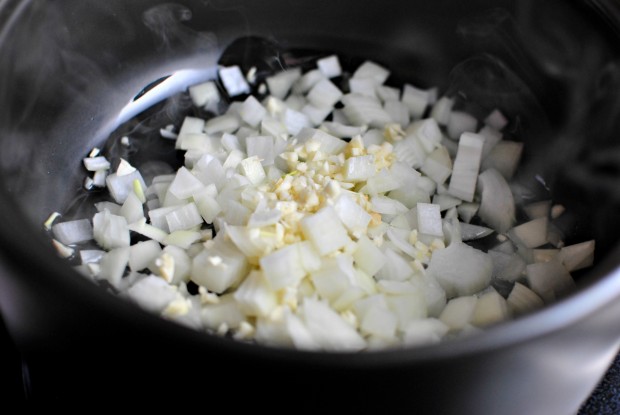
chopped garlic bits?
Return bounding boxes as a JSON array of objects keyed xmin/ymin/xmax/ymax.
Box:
[{"xmin": 51, "ymin": 53, "xmax": 594, "ymax": 352}]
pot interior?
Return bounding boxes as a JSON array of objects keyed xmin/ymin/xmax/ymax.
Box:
[{"xmin": 0, "ymin": 0, "xmax": 619, "ymax": 342}]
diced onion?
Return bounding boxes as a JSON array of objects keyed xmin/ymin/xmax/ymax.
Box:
[{"xmin": 50, "ymin": 52, "xmax": 594, "ymax": 352}]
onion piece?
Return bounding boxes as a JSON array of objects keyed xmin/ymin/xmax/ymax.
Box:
[
  {"xmin": 430, "ymin": 96, "xmax": 454, "ymax": 126},
  {"xmin": 417, "ymin": 202, "xmax": 443, "ymax": 238},
  {"xmin": 460, "ymin": 223, "xmax": 494, "ymax": 241},
  {"xmin": 300, "ymin": 206, "xmax": 350, "ymax": 255},
  {"xmin": 428, "ymin": 241, "xmax": 493, "ymax": 298},
  {"xmin": 353, "ymin": 235, "xmax": 386, "ymax": 277},
  {"xmin": 526, "ymin": 259, "xmax": 575, "ymax": 302},
  {"xmin": 162, "ymin": 230, "xmax": 202, "ymax": 249},
  {"xmin": 204, "ymin": 114, "xmax": 240, "ymax": 135},
  {"xmin": 191, "ymin": 236, "xmax": 248, "ymax": 294},
  {"xmin": 93, "ymin": 211, "xmax": 130, "ymax": 250},
  {"xmin": 447, "ymin": 111, "xmax": 477, "ymax": 140},
  {"xmin": 488, "ymin": 250, "xmax": 526, "ymax": 281},
  {"xmin": 478, "ymin": 126, "xmax": 503, "ymax": 158},
  {"xmin": 384, "ymin": 100, "xmax": 410, "ymax": 128},
  {"xmin": 477, "ymin": 168, "xmax": 515, "ymax": 233},
  {"xmin": 83, "ymin": 156, "xmax": 110, "ymax": 172},
  {"xmin": 402, "ymin": 84, "xmax": 430, "ymax": 119},
  {"xmin": 507, "ymin": 282, "xmax": 544, "ymax": 315},
  {"xmin": 307, "ymin": 79, "xmax": 343, "ymax": 109},
  {"xmin": 402, "ymin": 318, "xmax": 449, "ymax": 346},
  {"xmin": 484, "ymin": 109, "xmax": 509, "ymax": 130},
  {"xmin": 98, "ymin": 247, "xmax": 130, "ymax": 288},
  {"xmin": 352, "ymin": 61, "xmax": 390, "ymax": 84},
  {"xmin": 120, "ymin": 192, "xmax": 145, "ymax": 225},
  {"xmin": 52, "ymin": 219, "xmax": 93, "ymax": 245},
  {"xmin": 129, "ymin": 240, "xmax": 162, "ymax": 272},
  {"xmin": 439, "ymin": 296, "xmax": 477, "ymax": 330},
  {"xmin": 421, "ymin": 146, "xmax": 452, "ymax": 185},
  {"xmin": 558, "ymin": 240, "xmax": 595, "ymax": 272},
  {"xmin": 219, "ymin": 65, "xmax": 250, "ymax": 97},
  {"xmin": 341, "ymin": 93, "xmax": 391, "ymax": 128},
  {"xmin": 508, "ymin": 217, "xmax": 548, "ymax": 249},
  {"xmin": 448, "ymin": 132, "xmax": 485, "ymax": 202},
  {"xmin": 165, "ymin": 202, "xmax": 203, "ymax": 233},
  {"xmin": 233, "ymin": 270, "xmax": 278, "ymax": 317},
  {"xmin": 126, "ymin": 275, "xmax": 178, "ymax": 313},
  {"xmin": 292, "ymin": 69, "xmax": 324, "ymax": 95},
  {"xmin": 52, "ymin": 239, "xmax": 75, "ymax": 258},
  {"xmin": 471, "ymin": 290, "xmax": 510, "ymax": 327},
  {"xmin": 106, "ymin": 170, "xmax": 147, "ymax": 204},
  {"xmin": 317, "ymin": 55, "xmax": 342, "ymax": 78},
  {"xmin": 376, "ymin": 85, "xmax": 400, "ymax": 103},
  {"xmin": 266, "ymin": 68, "xmax": 302, "ymax": 99},
  {"xmin": 300, "ymin": 298, "xmax": 366, "ymax": 351},
  {"xmin": 239, "ymin": 95, "xmax": 267, "ymax": 128},
  {"xmin": 80, "ymin": 249, "xmax": 105, "ymax": 264},
  {"xmin": 188, "ymin": 80, "xmax": 220, "ymax": 109},
  {"xmin": 320, "ymin": 121, "xmax": 367, "ymax": 139},
  {"xmin": 481, "ymin": 140, "xmax": 523, "ymax": 180},
  {"xmin": 523, "ymin": 200, "xmax": 551, "ymax": 220}
]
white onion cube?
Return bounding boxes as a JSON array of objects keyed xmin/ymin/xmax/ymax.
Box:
[
  {"xmin": 508, "ymin": 217, "xmax": 548, "ymax": 249},
  {"xmin": 448, "ymin": 132, "xmax": 485, "ymax": 202},
  {"xmin": 439, "ymin": 296, "xmax": 478, "ymax": 330},
  {"xmin": 343, "ymin": 155, "xmax": 376, "ymax": 182},
  {"xmin": 168, "ymin": 167, "xmax": 204, "ymax": 200},
  {"xmin": 239, "ymin": 156, "xmax": 266, "ymax": 185},
  {"xmin": 219, "ymin": 65, "xmax": 250, "ymax": 97},
  {"xmin": 106, "ymin": 170, "xmax": 147, "ymax": 204},
  {"xmin": 447, "ymin": 111, "xmax": 478, "ymax": 140},
  {"xmin": 484, "ymin": 108, "xmax": 508, "ymax": 130},
  {"xmin": 98, "ymin": 247, "xmax": 130, "ymax": 288},
  {"xmin": 478, "ymin": 168, "xmax": 515, "ymax": 233},
  {"xmin": 83, "ymin": 156, "xmax": 110, "ymax": 172},
  {"xmin": 93, "ymin": 211, "xmax": 130, "ymax": 250},
  {"xmin": 353, "ymin": 61, "xmax": 390, "ymax": 84},
  {"xmin": 301, "ymin": 298, "xmax": 366, "ymax": 351},
  {"xmin": 306, "ymin": 79, "xmax": 343, "ymax": 109},
  {"xmin": 353, "ymin": 235, "xmax": 386, "ymax": 277},
  {"xmin": 260, "ymin": 243, "xmax": 306, "ymax": 290},
  {"xmin": 317, "ymin": 55, "xmax": 342, "ymax": 78},
  {"xmin": 301, "ymin": 206, "xmax": 350, "ymax": 255},
  {"xmin": 417, "ymin": 202, "xmax": 443, "ymax": 237},
  {"xmin": 333, "ymin": 193, "xmax": 372, "ymax": 233},
  {"xmin": 127, "ymin": 275, "xmax": 177, "ymax": 313},
  {"xmin": 233, "ymin": 270, "xmax": 277, "ymax": 317},
  {"xmin": 266, "ymin": 68, "xmax": 302, "ymax": 99},
  {"xmin": 189, "ymin": 80, "xmax": 220, "ymax": 108},
  {"xmin": 428, "ymin": 242, "xmax": 493, "ymax": 298},
  {"xmin": 129, "ymin": 240, "xmax": 162, "ymax": 271},
  {"xmin": 430, "ymin": 96, "xmax": 454, "ymax": 126},
  {"xmin": 559, "ymin": 240, "xmax": 595, "ymax": 272},
  {"xmin": 191, "ymin": 238, "xmax": 248, "ymax": 294},
  {"xmin": 402, "ymin": 84, "xmax": 430, "ymax": 119},
  {"xmin": 526, "ymin": 259, "xmax": 575, "ymax": 302},
  {"xmin": 165, "ymin": 202, "xmax": 203, "ymax": 232},
  {"xmin": 471, "ymin": 290, "xmax": 510, "ymax": 326},
  {"xmin": 52, "ymin": 219, "xmax": 93, "ymax": 245},
  {"xmin": 239, "ymin": 95, "xmax": 267, "ymax": 127}
]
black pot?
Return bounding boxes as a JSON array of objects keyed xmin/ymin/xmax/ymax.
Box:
[{"xmin": 1, "ymin": 0, "xmax": 620, "ymax": 411}]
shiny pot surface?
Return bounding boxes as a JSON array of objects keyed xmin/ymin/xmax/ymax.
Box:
[{"xmin": 1, "ymin": 0, "xmax": 620, "ymax": 411}]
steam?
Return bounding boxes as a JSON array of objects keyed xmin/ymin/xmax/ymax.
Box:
[
  {"xmin": 454, "ymin": 2, "xmax": 620, "ymax": 248},
  {"xmin": 142, "ymin": 3, "xmax": 217, "ymax": 53}
]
